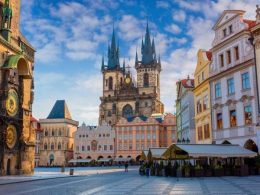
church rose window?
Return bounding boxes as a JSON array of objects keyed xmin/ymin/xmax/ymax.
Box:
[{"xmin": 122, "ymin": 104, "xmax": 133, "ymax": 118}]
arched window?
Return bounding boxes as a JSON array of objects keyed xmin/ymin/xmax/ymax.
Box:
[
  {"xmin": 122, "ymin": 104, "xmax": 133, "ymax": 118},
  {"xmin": 45, "ymin": 130, "xmax": 48, "ymax": 136},
  {"xmin": 52, "ymin": 130, "xmax": 54, "ymax": 136},
  {"xmin": 87, "ymin": 146, "xmax": 90, "ymax": 151},
  {"xmin": 108, "ymin": 111, "xmax": 112, "ymax": 117},
  {"xmin": 112, "ymin": 103, "xmax": 116, "ymax": 114},
  {"xmin": 143, "ymin": 73, "xmax": 149, "ymax": 87},
  {"xmin": 44, "ymin": 143, "xmax": 48, "ymax": 150},
  {"xmin": 82, "ymin": 146, "xmax": 85, "ymax": 151},
  {"xmin": 58, "ymin": 129, "xmax": 62, "ymax": 136},
  {"xmin": 157, "ymin": 74, "xmax": 159, "ymax": 86},
  {"xmin": 135, "ymin": 101, "xmax": 139, "ymax": 113},
  {"xmin": 51, "ymin": 143, "xmax": 54, "ymax": 150},
  {"xmin": 58, "ymin": 142, "xmax": 61, "ymax": 150},
  {"xmin": 108, "ymin": 77, "xmax": 113, "ymax": 90}
]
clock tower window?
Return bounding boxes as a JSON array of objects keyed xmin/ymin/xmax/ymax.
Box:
[
  {"xmin": 108, "ymin": 77, "xmax": 113, "ymax": 90},
  {"xmin": 143, "ymin": 73, "xmax": 149, "ymax": 87}
]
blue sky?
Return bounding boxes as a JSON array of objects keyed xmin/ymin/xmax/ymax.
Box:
[{"xmin": 20, "ymin": 0, "xmax": 258, "ymax": 125}]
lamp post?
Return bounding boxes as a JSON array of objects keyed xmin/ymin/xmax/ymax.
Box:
[{"xmin": 75, "ymin": 152, "xmax": 80, "ymax": 167}]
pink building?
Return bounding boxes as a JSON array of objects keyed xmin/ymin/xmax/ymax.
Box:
[{"xmin": 115, "ymin": 113, "xmax": 177, "ymax": 161}]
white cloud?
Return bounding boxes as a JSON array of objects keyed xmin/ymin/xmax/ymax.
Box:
[
  {"xmin": 172, "ymin": 10, "xmax": 186, "ymax": 22},
  {"xmin": 36, "ymin": 43, "xmax": 62, "ymax": 64},
  {"xmin": 156, "ymin": 1, "xmax": 170, "ymax": 9},
  {"xmin": 165, "ymin": 24, "xmax": 182, "ymax": 34}
]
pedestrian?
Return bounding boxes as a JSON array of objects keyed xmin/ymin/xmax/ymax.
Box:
[{"xmin": 124, "ymin": 162, "xmax": 129, "ymax": 172}]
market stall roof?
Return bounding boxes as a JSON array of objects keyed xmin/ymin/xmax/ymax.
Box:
[
  {"xmin": 140, "ymin": 150, "xmax": 149, "ymax": 160},
  {"xmin": 163, "ymin": 144, "xmax": 257, "ymax": 159},
  {"xmin": 97, "ymin": 158, "xmax": 112, "ymax": 162},
  {"xmin": 114, "ymin": 157, "xmax": 132, "ymax": 162},
  {"xmin": 68, "ymin": 159, "xmax": 92, "ymax": 163},
  {"xmin": 148, "ymin": 147, "xmax": 168, "ymax": 160}
]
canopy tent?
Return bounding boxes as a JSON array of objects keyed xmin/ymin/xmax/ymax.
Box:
[
  {"xmin": 68, "ymin": 159, "xmax": 92, "ymax": 163},
  {"xmin": 163, "ymin": 144, "xmax": 257, "ymax": 159},
  {"xmin": 140, "ymin": 150, "xmax": 149, "ymax": 161},
  {"xmin": 97, "ymin": 158, "xmax": 112, "ymax": 162},
  {"xmin": 114, "ymin": 157, "xmax": 132, "ymax": 162},
  {"xmin": 148, "ymin": 147, "xmax": 168, "ymax": 160}
]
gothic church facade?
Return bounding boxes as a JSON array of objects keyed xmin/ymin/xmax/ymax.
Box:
[{"xmin": 99, "ymin": 23, "xmax": 164, "ymax": 126}]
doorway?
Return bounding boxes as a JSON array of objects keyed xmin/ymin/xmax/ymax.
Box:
[{"xmin": 6, "ymin": 159, "xmax": 11, "ymax": 175}]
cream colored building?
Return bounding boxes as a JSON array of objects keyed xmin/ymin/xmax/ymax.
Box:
[
  {"xmin": 193, "ymin": 50, "xmax": 212, "ymax": 144},
  {"xmin": 74, "ymin": 124, "xmax": 115, "ymax": 161},
  {"xmin": 39, "ymin": 100, "xmax": 78, "ymax": 166},
  {"xmin": 210, "ymin": 10, "xmax": 259, "ymax": 153}
]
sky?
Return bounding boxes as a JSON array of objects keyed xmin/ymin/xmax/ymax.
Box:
[{"xmin": 20, "ymin": 0, "xmax": 259, "ymax": 125}]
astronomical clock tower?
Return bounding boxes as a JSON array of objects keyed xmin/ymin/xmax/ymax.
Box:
[
  {"xmin": 99, "ymin": 23, "xmax": 164, "ymax": 126},
  {"xmin": 0, "ymin": 0, "xmax": 35, "ymax": 175}
]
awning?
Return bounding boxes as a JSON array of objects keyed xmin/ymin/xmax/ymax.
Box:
[
  {"xmin": 97, "ymin": 158, "xmax": 112, "ymax": 162},
  {"xmin": 148, "ymin": 147, "xmax": 168, "ymax": 160},
  {"xmin": 163, "ymin": 144, "xmax": 257, "ymax": 159},
  {"xmin": 114, "ymin": 157, "xmax": 132, "ymax": 162},
  {"xmin": 68, "ymin": 159, "xmax": 92, "ymax": 163},
  {"xmin": 140, "ymin": 150, "xmax": 149, "ymax": 160}
]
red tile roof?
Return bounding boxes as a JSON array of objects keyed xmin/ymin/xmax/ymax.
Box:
[
  {"xmin": 206, "ymin": 51, "xmax": 212, "ymax": 61},
  {"xmin": 30, "ymin": 116, "xmax": 38, "ymax": 122},
  {"xmin": 180, "ymin": 79, "xmax": 194, "ymax": 88},
  {"xmin": 243, "ymin": 19, "xmax": 256, "ymax": 29}
]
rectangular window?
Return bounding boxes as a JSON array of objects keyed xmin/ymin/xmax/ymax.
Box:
[
  {"xmin": 152, "ymin": 133, "xmax": 156, "ymax": 140},
  {"xmin": 147, "ymin": 134, "xmax": 150, "ymax": 139},
  {"xmin": 226, "ymin": 50, "xmax": 231, "ymax": 64},
  {"xmin": 203, "ymin": 95, "xmax": 208, "ymax": 110},
  {"xmin": 110, "ymin": 145, "xmax": 113, "ymax": 150},
  {"xmin": 141, "ymin": 134, "xmax": 145, "ymax": 140},
  {"xmin": 229, "ymin": 25, "xmax": 233, "ymax": 34},
  {"xmin": 219, "ymin": 54, "xmax": 224, "ymax": 67},
  {"xmin": 204, "ymin": 124, "xmax": 210, "ymax": 139},
  {"xmin": 230, "ymin": 110, "xmax": 237, "ymax": 127},
  {"xmin": 227, "ymin": 78, "xmax": 235, "ymax": 95},
  {"xmin": 104, "ymin": 145, "xmax": 107, "ymax": 151},
  {"xmin": 201, "ymin": 71, "xmax": 205, "ymax": 81},
  {"xmin": 217, "ymin": 113, "xmax": 223, "ymax": 130},
  {"xmin": 198, "ymin": 126, "xmax": 203, "ymax": 141},
  {"xmin": 215, "ymin": 83, "xmax": 221, "ymax": 98},
  {"xmin": 223, "ymin": 29, "xmax": 227, "ymax": 37},
  {"xmin": 242, "ymin": 72, "xmax": 250, "ymax": 90},
  {"xmin": 129, "ymin": 144, "xmax": 132, "ymax": 150},
  {"xmin": 234, "ymin": 46, "xmax": 239, "ymax": 60},
  {"xmin": 197, "ymin": 99, "xmax": 202, "ymax": 114},
  {"xmin": 244, "ymin": 105, "xmax": 252, "ymax": 125}
]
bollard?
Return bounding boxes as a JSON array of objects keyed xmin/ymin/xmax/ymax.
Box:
[{"xmin": 70, "ymin": 168, "xmax": 74, "ymax": 176}]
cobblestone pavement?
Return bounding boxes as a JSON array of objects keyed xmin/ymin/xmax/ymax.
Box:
[{"xmin": 0, "ymin": 167, "xmax": 260, "ymax": 195}]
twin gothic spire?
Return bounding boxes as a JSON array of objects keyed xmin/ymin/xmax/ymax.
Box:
[{"xmin": 102, "ymin": 21, "xmax": 159, "ymax": 72}]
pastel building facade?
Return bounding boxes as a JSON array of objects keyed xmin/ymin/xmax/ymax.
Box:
[
  {"xmin": 193, "ymin": 50, "xmax": 212, "ymax": 144},
  {"xmin": 176, "ymin": 78, "xmax": 195, "ymax": 143},
  {"xmin": 115, "ymin": 113, "xmax": 176, "ymax": 161},
  {"xmin": 74, "ymin": 124, "xmax": 115, "ymax": 161},
  {"xmin": 31, "ymin": 117, "xmax": 42, "ymax": 167},
  {"xmin": 209, "ymin": 10, "xmax": 259, "ymax": 152},
  {"xmin": 39, "ymin": 100, "xmax": 78, "ymax": 166}
]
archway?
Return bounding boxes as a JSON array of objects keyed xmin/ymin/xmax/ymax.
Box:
[
  {"xmin": 244, "ymin": 139, "xmax": 258, "ymax": 153},
  {"xmin": 222, "ymin": 140, "xmax": 231, "ymax": 144},
  {"xmin": 119, "ymin": 155, "xmax": 123, "ymax": 158},
  {"xmin": 136, "ymin": 155, "xmax": 141, "ymax": 162},
  {"xmin": 49, "ymin": 154, "xmax": 54, "ymax": 165},
  {"xmin": 122, "ymin": 104, "xmax": 133, "ymax": 118},
  {"xmin": 87, "ymin": 156, "xmax": 91, "ymax": 159},
  {"xmin": 6, "ymin": 159, "xmax": 11, "ymax": 175},
  {"xmin": 107, "ymin": 156, "xmax": 112, "ymax": 159},
  {"xmin": 98, "ymin": 156, "xmax": 103, "ymax": 160}
]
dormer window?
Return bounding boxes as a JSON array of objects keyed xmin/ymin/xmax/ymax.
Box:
[
  {"xmin": 229, "ymin": 25, "xmax": 233, "ymax": 34},
  {"xmin": 223, "ymin": 29, "xmax": 227, "ymax": 37}
]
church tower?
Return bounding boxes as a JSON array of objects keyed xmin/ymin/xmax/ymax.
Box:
[
  {"xmin": 99, "ymin": 27, "xmax": 125, "ymax": 126},
  {"xmin": 135, "ymin": 22, "xmax": 164, "ymax": 115}
]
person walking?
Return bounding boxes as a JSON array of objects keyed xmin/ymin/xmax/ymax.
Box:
[{"xmin": 124, "ymin": 162, "xmax": 129, "ymax": 172}]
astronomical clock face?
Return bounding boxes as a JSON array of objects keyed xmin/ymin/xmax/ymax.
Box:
[
  {"xmin": 6, "ymin": 89, "xmax": 19, "ymax": 117},
  {"xmin": 125, "ymin": 77, "xmax": 131, "ymax": 85},
  {"xmin": 6, "ymin": 125, "xmax": 17, "ymax": 149}
]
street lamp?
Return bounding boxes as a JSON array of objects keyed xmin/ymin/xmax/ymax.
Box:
[{"xmin": 75, "ymin": 152, "xmax": 80, "ymax": 167}]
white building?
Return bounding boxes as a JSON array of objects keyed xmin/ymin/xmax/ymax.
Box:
[
  {"xmin": 74, "ymin": 124, "xmax": 115, "ymax": 161},
  {"xmin": 176, "ymin": 77, "xmax": 195, "ymax": 144},
  {"xmin": 210, "ymin": 10, "xmax": 259, "ymax": 153}
]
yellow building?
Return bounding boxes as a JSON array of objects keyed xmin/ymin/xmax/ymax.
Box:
[
  {"xmin": 193, "ymin": 50, "xmax": 212, "ymax": 144},
  {"xmin": 0, "ymin": 0, "xmax": 35, "ymax": 175}
]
